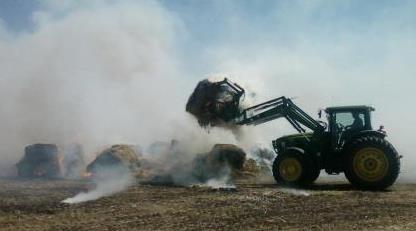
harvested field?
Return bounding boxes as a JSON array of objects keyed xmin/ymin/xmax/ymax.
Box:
[{"xmin": 1, "ymin": 178, "xmax": 415, "ymax": 231}]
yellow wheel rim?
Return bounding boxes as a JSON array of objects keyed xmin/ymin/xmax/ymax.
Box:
[
  {"xmin": 279, "ymin": 158, "xmax": 302, "ymax": 182},
  {"xmin": 353, "ymin": 147, "xmax": 389, "ymax": 182}
]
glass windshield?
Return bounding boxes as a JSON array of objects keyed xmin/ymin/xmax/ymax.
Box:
[{"xmin": 334, "ymin": 112, "xmax": 366, "ymax": 130}]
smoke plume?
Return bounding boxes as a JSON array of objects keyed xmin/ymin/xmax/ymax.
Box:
[
  {"xmin": 0, "ymin": 1, "xmax": 212, "ymax": 175},
  {"xmin": 62, "ymin": 166, "xmax": 134, "ymax": 204}
]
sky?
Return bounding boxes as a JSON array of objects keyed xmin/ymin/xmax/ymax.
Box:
[{"xmin": 0, "ymin": 0, "xmax": 415, "ymax": 179}]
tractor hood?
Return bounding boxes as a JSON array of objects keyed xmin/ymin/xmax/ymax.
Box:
[
  {"xmin": 273, "ymin": 133, "xmax": 314, "ymax": 154},
  {"xmin": 276, "ymin": 133, "xmax": 313, "ymax": 142}
]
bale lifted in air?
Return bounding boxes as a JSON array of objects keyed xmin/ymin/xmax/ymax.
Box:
[
  {"xmin": 187, "ymin": 78, "xmax": 401, "ymax": 190},
  {"xmin": 186, "ymin": 78, "xmax": 245, "ymax": 127}
]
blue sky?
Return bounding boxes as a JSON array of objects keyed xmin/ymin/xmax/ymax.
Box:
[
  {"xmin": 0, "ymin": 0, "xmax": 38, "ymax": 31},
  {"xmin": 1, "ymin": 1, "xmax": 414, "ymax": 50}
]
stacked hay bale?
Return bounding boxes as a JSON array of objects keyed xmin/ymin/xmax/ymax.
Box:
[
  {"xmin": 86, "ymin": 144, "xmax": 140, "ymax": 178},
  {"xmin": 16, "ymin": 144, "xmax": 61, "ymax": 178}
]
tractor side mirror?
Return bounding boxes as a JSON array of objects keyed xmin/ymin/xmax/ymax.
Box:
[
  {"xmin": 378, "ymin": 125, "xmax": 386, "ymax": 134},
  {"xmin": 318, "ymin": 109, "xmax": 322, "ymax": 118}
]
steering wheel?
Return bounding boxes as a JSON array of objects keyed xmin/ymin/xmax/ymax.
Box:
[
  {"xmin": 344, "ymin": 125, "xmax": 353, "ymax": 130},
  {"xmin": 336, "ymin": 123, "xmax": 345, "ymax": 131}
]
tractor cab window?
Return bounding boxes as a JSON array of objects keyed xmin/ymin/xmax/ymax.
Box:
[{"xmin": 334, "ymin": 112, "xmax": 366, "ymax": 131}]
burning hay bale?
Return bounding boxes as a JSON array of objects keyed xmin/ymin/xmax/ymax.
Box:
[
  {"xmin": 139, "ymin": 142, "xmax": 247, "ymax": 186},
  {"xmin": 209, "ymin": 144, "xmax": 246, "ymax": 170},
  {"xmin": 241, "ymin": 159, "xmax": 260, "ymax": 174},
  {"xmin": 16, "ymin": 144, "xmax": 61, "ymax": 178},
  {"xmin": 86, "ymin": 144, "xmax": 140, "ymax": 178},
  {"xmin": 186, "ymin": 78, "xmax": 244, "ymax": 127},
  {"xmin": 192, "ymin": 144, "xmax": 246, "ymax": 182}
]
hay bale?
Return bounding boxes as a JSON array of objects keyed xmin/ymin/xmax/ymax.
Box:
[
  {"xmin": 86, "ymin": 144, "xmax": 140, "ymax": 176},
  {"xmin": 191, "ymin": 144, "xmax": 246, "ymax": 182},
  {"xmin": 242, "ymin": 159, "xmax": 260, "ymax": 173},
  {"xmin": 208, "ymin": 144, "xmax": 246, "ymax": 170},
  {"xmin": 186, "ymin": 79, "xmax": 243, "ymax": 126},
  {"xmin": 16, "ymin": 144, "xmax": 61, "ymax": 178}
]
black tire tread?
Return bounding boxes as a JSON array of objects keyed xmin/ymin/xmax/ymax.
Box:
[
  {"xmin": 272, "ymin": 149, "xmax": 319, "ymax": 187},
  {"xmin": 344, "ymin": 136, "xmax": 400, "ymax": 190}
]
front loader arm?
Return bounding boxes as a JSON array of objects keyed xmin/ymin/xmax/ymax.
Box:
[{"xmin": 234, "ymin": 97, "xmax": 324, "ymax": 133}]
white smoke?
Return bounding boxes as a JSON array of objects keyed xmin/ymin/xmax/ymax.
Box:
[
  {"xmin": 279, "ymin": 188, "xmax": 311, "ymax": 197},
  {"xmin": 0, "ymin": 1, "xmax": 206, "ymax": 176},
  {"xmin": 62, "ymin": 166, "xmax": 134, "ymax": 204}
]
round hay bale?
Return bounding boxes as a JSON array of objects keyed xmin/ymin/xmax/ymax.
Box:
[
  {"xmin": 190, "ymin": 144, "xmax": 246, "ymax": 182},
  {"xmin": 186, "ymin": 79, "xmax": 243, "ymax": 126},
  {"xmin": 87, "ymin": 144, "xmax": 140, "ymax": 176},
  {"xmin": 16, "ymin": 144, "xmax": 60, "ymax": 178},
  {"xmin": 208, "ymin": 144, "xmax": 246, "ymax": 170}
]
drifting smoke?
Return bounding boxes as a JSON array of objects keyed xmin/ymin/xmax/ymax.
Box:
[
  {"xmin": 0, "ymin": 1, "xmax": 237, "ymax": 175},
  {"xmin": 205, "ymin": 176, "xmax": 236, "ymax": 189},
  {"xmin": 137, "ymin": 138, "xmax": 243, "ymax": 186},
  {"xmin": 279, "ymin": 188, "xmax": 311, "ymax": 197},
  {"xmin": 63, "ymin": 166, "xmax": 134, "ymax": 204}
]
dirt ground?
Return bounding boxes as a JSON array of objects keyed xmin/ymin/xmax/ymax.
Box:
[{"xmin": 0, "ymin": 177, "xmax": 415, "ymax": 231}]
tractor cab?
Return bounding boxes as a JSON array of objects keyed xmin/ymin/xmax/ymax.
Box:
[{"xmin": 325, "ymin": 106, "xmax": 375, "ymax": 150}]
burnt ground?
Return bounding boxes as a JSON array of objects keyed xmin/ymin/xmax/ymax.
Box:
[{"xmin": 0, "ymin": 177, "xmax": 415, "ymax": 231}]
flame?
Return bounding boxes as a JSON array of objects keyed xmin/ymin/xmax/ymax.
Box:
[{"xmin": 81, "ymin": 172, "xmax": 93, "ymax": 179}]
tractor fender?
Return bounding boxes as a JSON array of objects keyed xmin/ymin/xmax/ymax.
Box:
[
  {"xmin": 277, "ymin": 146, "xmax": 320, "ymax": 163},
  {"xmin": 344, "ymin": 130, "xmax": 386, "ymax": 149},
  {"xmin": 285, "ymin": 147, "xmax": 305, "ymax": 154}
]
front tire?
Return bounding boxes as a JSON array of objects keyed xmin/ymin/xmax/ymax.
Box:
[
  {"xmin": 344, "ymin": 136, "xmax": 400, "ymax": 190},
  {"xmin": 272, "ymin": 149, "xmax": 318, "ymax": 187}
]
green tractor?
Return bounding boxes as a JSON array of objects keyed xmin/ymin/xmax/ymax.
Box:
[
  {"xmin": 210, "ymin": 79, "xmax": 401, "ymax": 190},
  {"xmin": 269, "ymin": 105, "xmax": 401, "ymax": 190}
]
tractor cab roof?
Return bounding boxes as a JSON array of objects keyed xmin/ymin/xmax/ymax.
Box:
[{"xmin": 325, "ymin": 105, "xmax": 375, "ymax": 113}]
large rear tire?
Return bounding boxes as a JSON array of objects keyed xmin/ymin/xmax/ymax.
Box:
[
  {"xmin": 344, "ymin": 136, "xmax": 400, "ymax": 190},
  {"xmin": 272, "ymin": 149, "xmax": 319, "ymax": 187}
]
